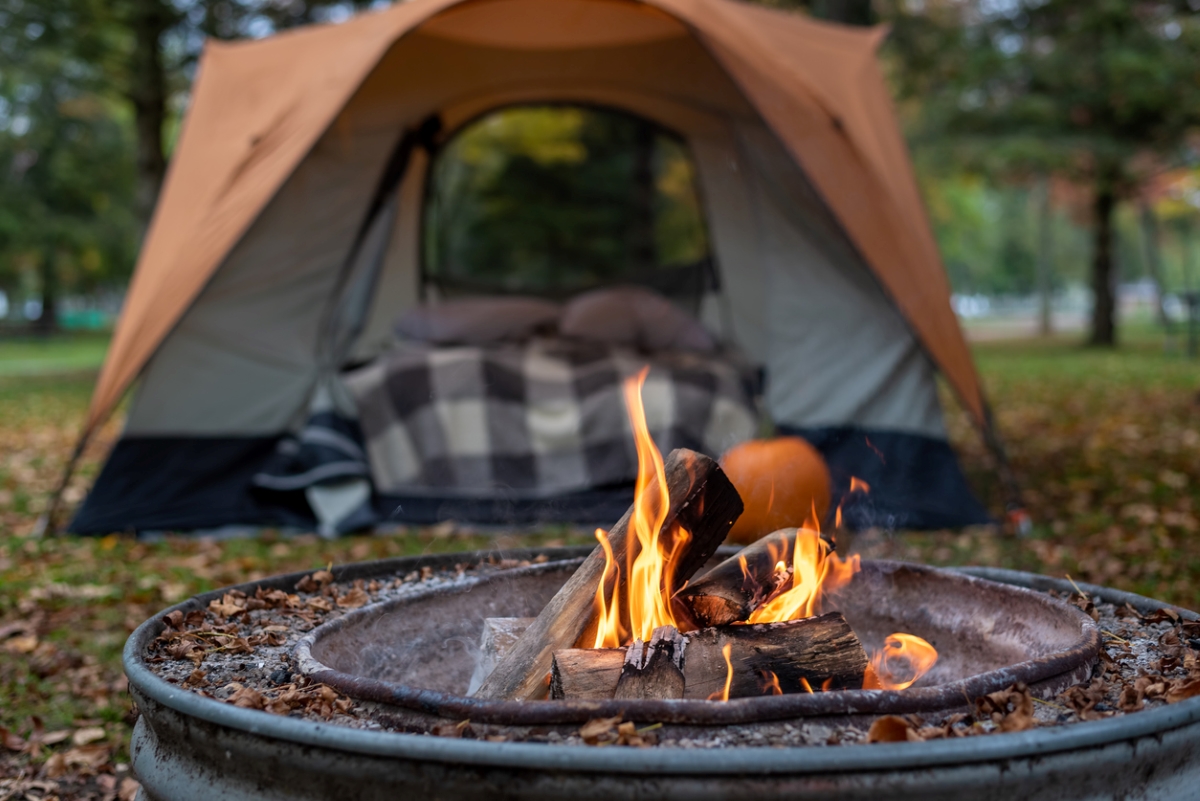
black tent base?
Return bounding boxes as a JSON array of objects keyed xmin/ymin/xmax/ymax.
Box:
[{"xmin": 71, "ymin": 429, "xmax": 989, "ymax": 536}]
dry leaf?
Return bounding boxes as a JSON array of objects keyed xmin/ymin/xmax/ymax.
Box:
[
  {"xmin": 0, "ymin": 726, "xmax": 26, "ymax": 751},
  {"xmin": 1166, "ymin": 677, "xmax": 1200, "ymax": 703},
  {"xmin": 866, "ymin": 715, "xmax": 915, "ymax": 743},
  {"xmin": 978, "ymin": 683, "xmax": 1037, "ymax": 732},
  {"xmin": 71, "ymin": 726, "xmax": 106, "ymax": 746},
  {"xmin": 5, "ymin": 634, "xmax": 39, "ymax": 653},
  {"xmin": 336, "ymin": 587, "xmax": 369, "ymax": 609},
  {"xmin": 305, "ymin": 597, "xmax": 334, "ymax": 612},
  {"xmin": 432, "ymin": 720, "xmax": 472, "ymax": 738},
  {"xmin": 580, "ymin": 716, "xmax": 623, "ymax": 745},
  {"xmin": 118, "ymin": 777, "xmax": 141, "ymax": 801}
]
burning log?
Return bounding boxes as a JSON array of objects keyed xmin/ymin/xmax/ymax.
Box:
[
  {"xmin": 473, "ymin": 447, "xmax": 743, "ymax": 701},
  {"xmin": 613, "ymin": 626, "xmax": 686, "ymax": 700},
  {"xmin": 677, "ymin": 528, "xmax": 799, "ymax": 627},
  {"xmin": 550, "ymin": 612, "xmax": 868, "ymax": 700}
]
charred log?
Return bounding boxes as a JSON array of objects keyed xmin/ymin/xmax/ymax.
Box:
[
  {"xmin": 613, "ymin": 626, "xmax": 686, "ymax": 700},
  {"xmin": 551, "ymin": 612, "xmax": 867, "ymax": 700},
  {"xmin": 677, "ymin": 528, "xmax": 800, "ymax": 627}
]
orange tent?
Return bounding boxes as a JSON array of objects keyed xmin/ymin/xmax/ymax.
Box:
[{"xmin": 68, "ymin": 0, "xmax": 998, "ymax": 534}]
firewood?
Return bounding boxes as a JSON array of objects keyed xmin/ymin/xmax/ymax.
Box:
[
  {"xmin": 550, "ymin": 612, "xmax": 867, "ymax": 700},
  {"xmin": 550, "ymin": 648, "xmax": 625, "ymax": 701},
  {"xmin": 467, "ymin": 617, "xmax": 534, "ymax": 696},
  {"xmin": 473, "ymin": 449, "xmax": 742, "ymax": 701},
  {"xmin": 613, "ymin": 626, "xmax": 686, "ymax": 700},
  {"xmin": 677, "ymin": 528, "xmax": 799, "ymax": 627}
]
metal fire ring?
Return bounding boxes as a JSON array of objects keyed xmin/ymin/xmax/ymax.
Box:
[
  {"xmin": 124, "ymin": 547, "xmax": 1200, "ymax": 800},
  {"xmin": 290, "ymin": 558, "xmax": 1101, "ymax": 725}
]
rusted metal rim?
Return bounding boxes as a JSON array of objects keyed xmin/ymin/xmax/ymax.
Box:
[{"xmin": 291, "ymin": 557, "xmax": 1101, "ymax": 726}]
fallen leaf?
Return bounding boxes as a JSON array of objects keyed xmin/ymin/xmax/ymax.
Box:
[
  {"xmin": 866, "ymin": 715, "xmax": 916, "ymax": 743},
  {"xmin": 5, "ymin": 633, "xmax": 39, "ymax": 653},
  {"xmin": 432, "ymin": 720, "xmax": 472, "ymax": 738},
  {"xmin": 0, "ymin": 726, "xmax": 26, "ymax": 751},
  {"xmin": 1166, "ymin": 677, "xmax": 1200, "ymax": 703},
  {"xmin": 336, "ymin": 587, "xmax": 369, "ymax": 609},
  {"xmin": 580, "ymin": 715, "xmax": 623, "ymax": 745},
  {"xmin": 72, "ymin": 726, "xmax": 106, "ymax": 746},
  {"xmin": 978, "ymin": 683, "xmax": 1037, "ymax": 732},
  {"xmin": 305, "ymin": 597, "xmax": 334, "ymax": 612},
  {"xmin": 118, "ymin": 777, "xmax": 141, "ymax": 801}
]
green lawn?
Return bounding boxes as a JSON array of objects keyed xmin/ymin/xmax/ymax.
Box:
[
  {"xmin": 0, "ymin": 333, "xmax": 111, "ymax": 377},
  {"xmin": 1, "ymin": 329, "xmax": 1198, "ymax": 796}
]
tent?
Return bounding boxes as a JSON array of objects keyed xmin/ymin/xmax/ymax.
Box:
[{"xmin": 70, "ymin": 0, "xmax": 1000, "ymax": 535}]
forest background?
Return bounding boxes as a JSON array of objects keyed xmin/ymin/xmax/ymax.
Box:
[{"xmin": 1, "ymin": 0, "xmax": 1200, "ymax": 344}]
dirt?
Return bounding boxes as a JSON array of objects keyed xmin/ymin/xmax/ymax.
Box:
[{"xmin": 143, "ymin": 561, "xmax": 1200, "ymax": 749}]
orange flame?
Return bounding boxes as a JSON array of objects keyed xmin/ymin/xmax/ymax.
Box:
[
  {"xmin": 799, "ymin": 676, "xmax": 814, "ymax": 694},
  {"xmin": 592, "ymin": 529, "xmax": 625, "ymax": 649},
  {"xmin": 761, "ymin": 670, "xmax": 782, "ymax": 696},
  {"xmin": 622, "ymin": 367, "xmax": 684, "ymax": 641},
  {"xmin": 708, "ymin": 643, "xmax": 734, "ymax": 701},
  {"xmin": 865, "ymin": 633, "xmax": 939, "ymax": 691},
  {"xmin": 591, "ymin": 368, "xmax": 693, "ymax": 647},
  {"xmin": 746, "ymin": 526, "xmax": 860, "ymax": 624},
  {"xmin": 835, "ymin": 476, "xmax": 871, "ymax": 529}
]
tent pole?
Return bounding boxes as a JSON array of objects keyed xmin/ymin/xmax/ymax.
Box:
[
  {"xmin": 33, "ymin": 428, "xmax": 91, "ymax": 538},
  {"xmin": 979, "ymin": 400, "xmax": 1029, "ymax": 537}
]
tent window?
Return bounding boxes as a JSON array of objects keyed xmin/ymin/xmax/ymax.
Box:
[{"xmin": 422, "ymin": 105, "xmax": 712, "ymax": 307}]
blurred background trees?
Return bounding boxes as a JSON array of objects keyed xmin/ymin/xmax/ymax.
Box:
[{"xmin": 1, "ymin": 0, "xmax": 1199, "ymax": 347}]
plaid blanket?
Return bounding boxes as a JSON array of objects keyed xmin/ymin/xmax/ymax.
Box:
[{"xmin": 342, "ymin": 339, "xmax": 757, "ymax": 498}]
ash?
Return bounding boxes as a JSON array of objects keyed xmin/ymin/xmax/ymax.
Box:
[{"xmin": 143, "ymin": 564, "xmax": 1199, "ymax": 749}]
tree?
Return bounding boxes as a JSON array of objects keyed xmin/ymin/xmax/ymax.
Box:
[
  {"xmin": 881, "ymin": 0, "xmax": 1200, "ymax": 346},
  {"xmin": 0, "ymin": 0, "xmax": 140, "ymax": 330}
]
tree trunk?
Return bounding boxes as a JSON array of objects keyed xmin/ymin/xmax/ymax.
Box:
[
  {"xmin": 1089, "ymin": 176, "xmax": 1117, "ymax": 347},
  {"xmin": 34, "ymin": 249, "xmax": 58, "ymax": 335},
  {"xmin": 1139, "ymin": 202, "xmax": 1171, "ymax": 331},
  {"xmin": 1035, "ymin": 178, "xmax": 1054, "ymax": 337},
  {"xmin": 128, "ymin": 0, "xmax": 172, "ymax": 229}
]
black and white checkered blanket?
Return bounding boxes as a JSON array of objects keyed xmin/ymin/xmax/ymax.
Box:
[{"xmin": 342, "ymin": 339, "xmax": 757, "ymax": 498}]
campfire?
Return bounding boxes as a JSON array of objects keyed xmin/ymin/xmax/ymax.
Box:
[{"xmin": 473, "ymin": 368, "xmax": 938, "ymax": 703}]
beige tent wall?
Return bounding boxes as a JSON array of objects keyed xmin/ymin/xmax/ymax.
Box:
[{"xmin": 123, "ymin": 13, "xmax": 943, "ymax": 441}]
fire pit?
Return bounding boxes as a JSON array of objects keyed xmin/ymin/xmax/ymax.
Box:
[
  {"xmin": 292, "ymin": 555, "xmax": 1099, "ymax": 732},
  {"xmin": 126, "ymin": 548, "xmax": 1200, "ymax": 801},
  {"xmin": 125, "ymin": 379, "xmax": 1200, "ymax": 799}
]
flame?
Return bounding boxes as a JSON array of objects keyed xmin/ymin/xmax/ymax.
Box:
[
  {"xmin": 867, "ymin": 633, "xmax": 939, "ymax": 691},
  {"xmin": 592, "ymin": 528, "xmax": 625, "ymax": 649},
  {"xmin": 761, "ymin": 671, "xmax": 782, "ymax": 696},
  {"xmin": 708, "ymin": 643, "xmax": 734, "ymax": 701},
  {"xmin": 835, "ymin": 476, "xmax": 871, "ymax": 529},
  {"xmin": 799, "ymin": 676, "xmax": 814, "ymax": 694},
  {"xmin": 745, "ymin": 526, "xmax": 860, "ymax": 624},
  {"xmin": 590, "ymin": 368, "xmax": 692, "ymax": 646},
  {"xmin": 622, "ymin": 367, "xmax": 684, "ymax": 641}
]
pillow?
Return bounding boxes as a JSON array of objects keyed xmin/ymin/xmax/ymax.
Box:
[
  {"xmin": 559, "ymin": 286, "xmax": 715, "ymax": 352},
  {"xmin": 393, "ymin": 296, "xmax": 561, "ymax": 345}
]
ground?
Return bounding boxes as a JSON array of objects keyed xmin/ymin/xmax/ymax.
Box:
[{"xmin": 1, "ymin": 329, "xmax": 1197, "ymax": 799}]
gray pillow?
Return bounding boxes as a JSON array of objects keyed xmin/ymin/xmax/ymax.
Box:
[
  {"xmin": 559, "ymin": 286, "xmax": 715, "ymax": 352},
  {"xmin": 393, "ymin": 296, "xmax": 561, "ymax": 345}
]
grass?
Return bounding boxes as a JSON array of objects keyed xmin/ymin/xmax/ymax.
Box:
[
  {"xmin": 1, "ymin": 329, "xmax": 1198, "ymax": 796},
  {"xmin": 0, "ymin": 333, "xmax": 110, "ymax": 377}
]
